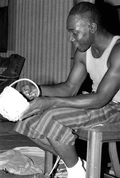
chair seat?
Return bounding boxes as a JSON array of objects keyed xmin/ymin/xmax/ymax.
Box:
[{"xmin": 77, "ymin": 123, "xmax": 120, "ymax": 142}]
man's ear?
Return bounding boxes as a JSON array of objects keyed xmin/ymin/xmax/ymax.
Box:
[{"xmin": 90, "ymin": 23, "xmax": 97, "ymax": 33}]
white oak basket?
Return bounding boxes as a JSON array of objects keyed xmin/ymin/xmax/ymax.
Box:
[{"xmin": 0, "ymin": 78, "xmax": 40, "ymax": 122}]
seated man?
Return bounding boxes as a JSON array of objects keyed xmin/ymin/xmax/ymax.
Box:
[{"xmin": 14, "ymin": 2, "xmax": 120, "ymax": 178}]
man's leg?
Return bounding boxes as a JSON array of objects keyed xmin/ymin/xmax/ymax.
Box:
[
  {"xmin": 15, "ymin": 107, "xmax": 87, "ymax": 177},
  {"xmin": 30, "ymin": 137, "xmax": 57, "ymax": 156},
  {"xmin": 49, "ymin": 138, "xmax": 78, "ymax": 167},
  {"xmin": 30, "ymin": 136, "xmax": 86, "ymax": 178},
  {"xmin": 49, "ymin": 138, "xmax": 86, "ymax": 178},
  {"xmin": 30, "ymin": 136, "xmax": 78, "ymax": 166}
]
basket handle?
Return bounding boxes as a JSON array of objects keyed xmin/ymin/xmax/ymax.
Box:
[{"xmin": 9, "ymin": 78, "xmax": 40, "ymax": 97}]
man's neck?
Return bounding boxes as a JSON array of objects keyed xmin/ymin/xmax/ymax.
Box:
[{"xmin": 91, "ymin": 33, "xmax": 113, "ymax": 58}]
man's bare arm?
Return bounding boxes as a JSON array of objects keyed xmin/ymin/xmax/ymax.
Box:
[
  {"xmin": 41, "ymin": 50, "xmax": 87, "ymax": 97},
  {"xmin": 48, "ymin": 43, "xmax": 120, "ymax": 109}
]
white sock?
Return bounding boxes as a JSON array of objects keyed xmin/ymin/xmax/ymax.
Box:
[{"xmin": 66, "ymin": 158, "xmax": 86, "ymax": 178}]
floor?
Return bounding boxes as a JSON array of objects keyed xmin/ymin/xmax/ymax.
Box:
[{"xmin": 0, "ymin": 120, "xmax": 47, "ymax": 178}]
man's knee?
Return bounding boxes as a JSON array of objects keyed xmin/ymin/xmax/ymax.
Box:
[{"xmin": 30, "ymin": 136, "xmax": 51, "ymax": 146}]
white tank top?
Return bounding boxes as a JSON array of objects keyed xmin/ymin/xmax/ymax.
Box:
[{"xmin": 86, "ymin": 36, "xmax": 120, "ymax": 102}]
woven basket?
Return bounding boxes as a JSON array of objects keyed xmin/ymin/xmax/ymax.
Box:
[{"xmin": 0, "ymin": 78, "xmax": 40, "ymax": 122}]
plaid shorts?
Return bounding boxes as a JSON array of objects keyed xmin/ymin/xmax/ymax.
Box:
[{"xmin": 14, "ymin": 101, "xmax": 120, "ymax": 145}]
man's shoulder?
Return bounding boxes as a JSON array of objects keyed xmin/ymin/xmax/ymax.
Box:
[
  {"xmin": 74, "ymin": 49, "xmax": 86, "ymax": 65},
  {"xmin": 111, "ymin": 36, "xmax": 120, "ymax": 54},
  {"xmin": 108, "ymin": 36, "xmax": 120, "ymax": 66}
]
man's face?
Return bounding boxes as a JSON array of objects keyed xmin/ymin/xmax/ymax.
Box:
[{"xmin": 67, "ymin": 14, "xmax": 93, "ymax": 52}]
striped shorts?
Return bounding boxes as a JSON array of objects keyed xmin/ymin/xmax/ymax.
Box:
[{"xmin": 14, "ymin": 101, "xmax": 120, "ymax": 145}]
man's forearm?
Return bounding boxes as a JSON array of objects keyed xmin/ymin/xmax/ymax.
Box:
[
  {"xmin": 51, "ymin": 92, "xmax": 105, "ymax": 110},
  {"xmin": 39, "ymin": 83, "xmax": 75, "ymax": 97}
]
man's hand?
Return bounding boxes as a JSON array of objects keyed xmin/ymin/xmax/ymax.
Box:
[
  {"xmin": 20, "ymin": 97, "xmax": 55, "ymax": 120},
  {"xmin": 21, "ymin": 84, "xmax": 40, "ymax": 100}
]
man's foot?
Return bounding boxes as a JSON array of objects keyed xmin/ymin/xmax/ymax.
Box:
[{"xmin": 66, "ymin": 158, "xmax": 86, "ymax": 178}]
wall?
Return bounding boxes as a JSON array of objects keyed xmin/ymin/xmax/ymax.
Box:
[{"xmin": 0, "ymin": 0, "xmax": 73, "ymax": 88}]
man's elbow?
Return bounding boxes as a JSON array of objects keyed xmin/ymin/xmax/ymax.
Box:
[{"xmin": 93, "ymin": 97, "xmax": 110, "ymax": 109}]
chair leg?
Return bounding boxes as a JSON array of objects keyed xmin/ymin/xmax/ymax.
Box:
[
  {"xmin": 109, "ymin": 142, "xmax": 120, "ymax": 178},
  {"xmin": 44, "ymin": 151, "xmax": 53, "ymax": 175},
  {"xmin": 86, "ymin": 131, "xmax": 102, "ymax": 178}
]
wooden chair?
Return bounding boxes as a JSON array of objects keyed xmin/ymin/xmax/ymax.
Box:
[
  {"xmin": 77, "ymin": 124, "xmax": 120, "ymax": 178},
  {"xmin": 0, "ymin": 54, "xmax": 25, "ymax": 93},
  {"xmin": 44, "ymin": 123, "xmax": 120, "ymax": 178}
]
